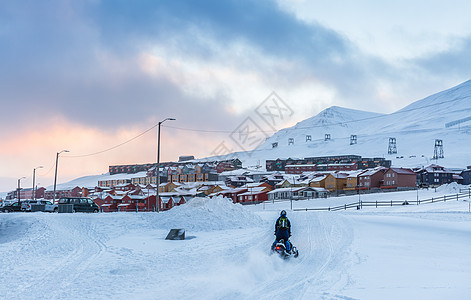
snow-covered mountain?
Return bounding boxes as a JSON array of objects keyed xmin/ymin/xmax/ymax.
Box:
[{"xmin": 236, "ymin": 79, "xmax": 471, "ymax": 169}]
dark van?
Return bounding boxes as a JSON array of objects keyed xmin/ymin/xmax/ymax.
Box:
[{"xmin": 58, "ymin": 197, "xmax": 99, "ymax": 213}]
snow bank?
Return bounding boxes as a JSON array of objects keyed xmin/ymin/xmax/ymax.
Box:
[
  {"xmin": 435, "ymin": 182, "xmax": 469, "ymax": 194},
  {"xmin": 153, "ymin": 196, "xmax": 264, "ymax": 231}
]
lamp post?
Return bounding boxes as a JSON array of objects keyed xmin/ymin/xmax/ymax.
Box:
[
  {"xmin": 53, "ymin": 150, "xmax": 69, "ymax": 203},
  {"xmin": 17, "ymin": 176, "xmax": 26, "ymax": 207},
  {"xmin": 156, "ymin": 118, "xmax": 175, "ymax": 212},
  {"xmin": 32, "ymin": 166, "xmax": 43, "ymax": 201}
]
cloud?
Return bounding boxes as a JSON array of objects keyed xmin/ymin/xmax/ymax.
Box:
[
  {"xmin": 414, "ymin": 35, "xmax": 471, "ymax": 77},
  {"xmin": 0, "ymin": 0, "xmax": 368, "ymax": 132}
]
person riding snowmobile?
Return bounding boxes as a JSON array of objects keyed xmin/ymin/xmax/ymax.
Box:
[{"xmin": 271, "ymin": 210, "xmax": 293, "ymax": 252}]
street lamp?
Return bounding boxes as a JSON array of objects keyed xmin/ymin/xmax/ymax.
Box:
[
  {"xmin": 17, "ymin": 176, "xmax": 26, "ymax": 207},
  {"xmin": 32, "ymin": 166, "xmax": 43, "ymax": 201},
  {"xmin": 156, "ymin": 118, "xmax": 175, "ymax": 212},
  {"xmin": 53, "ymin": 150, "xmax": 69, "ymax": 203}
]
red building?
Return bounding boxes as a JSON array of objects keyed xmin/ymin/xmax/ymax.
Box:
[
  {"xmin": 19, "ymin": 187, "xmax": 46, "ymax": 200},
  {"xmin": 381, "ymin": 168, "xmax": 417, "ymax": 189},
  {"xmin": 237, "ymin": 187, "xmax": 270, "ymax": 203},
  {"xmin": 94, "ymin": 195, "xmax": 159, "ymax": 212},
  {"xmin": 44, "ymin": 186, "xmax": 82, "ymax": 200},
  {"xmin": 358, "ymin": 167, "xmax": 387, "ymax": 190}
]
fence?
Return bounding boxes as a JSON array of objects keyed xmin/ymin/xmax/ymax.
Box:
[{"xmin": 293, "ymin": 188, "xmax": 471, "ymax": 212}]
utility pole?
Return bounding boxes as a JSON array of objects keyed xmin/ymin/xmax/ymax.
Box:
[
  {"xmin": 32, "ymin": 166, "xmax": 43, "ymax": 201},
  {"xmin": 53, "ymin": 150, "xmax": 69, "ymax": 203},
  {"xmin": 156, "ymin": 118, "xmax": 176, "ymax": 212},
  {"xmin": 17, "ymin": 177, "xmax": 26, "ymax": 207}
]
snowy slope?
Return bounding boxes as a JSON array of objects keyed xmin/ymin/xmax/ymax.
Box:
[
  {"xmin": 1, "ymin": 191, "xmax": 470, "ymax": 299},
  {"xmin": 230, "ymin": 80, "xmax": 471, "ymax": 169}
]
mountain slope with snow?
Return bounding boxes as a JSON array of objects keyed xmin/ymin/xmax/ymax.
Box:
[{"xmin": 235, "ymin": 79, "xmax": 471, "ymax": 169}]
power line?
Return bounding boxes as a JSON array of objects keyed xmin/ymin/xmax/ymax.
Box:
[{"xmin": 63, "ymin": 123, "xmax": 159, "ymax": 158}]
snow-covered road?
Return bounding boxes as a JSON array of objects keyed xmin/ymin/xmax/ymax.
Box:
[{"xmin": 1, "ymin": 192, "xmax": 470, "ymax": 300}]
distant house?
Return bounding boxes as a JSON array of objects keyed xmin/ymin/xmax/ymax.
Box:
[
  {"xmin": 309, "ymin": 175, "xmax": 328, "ymax": 189},
  {"xmin": 294, "ymin": 187, "xmax": 328, "ymax": 199},
  {"xmin": 416, "ymin": 164, "xmax": 454, "ymax": 187},
  {"xmin": 225, "ymin": 175, "xmax": 254, "ymax": 188},
  {"xmin": 267, "ymin": 188, "xmax": 294, "ymax": 201},
  {"xmin": 44, "ymin": 186, "xmax": 82, "ymax": 200},
  {"xmin": 461, "ymin": 167, "xmax": 471, "ymax": 185},
  {"xmin": 98, "ymin": 178, "xmax": 132, "ymax": 188},
  {"xmin": 268, "ymin": 186, "xmax": 328, "ymax": 200},
  {"xmin": 158, "ymin": 182, "xmax": 182, "ymax": 193},
  {"xmin": 210, "ymin": 187, "xmax": 248, "ymax": 203},
  {"xmin": 114, "ymin": 183, "xmax": 137, "ymax": 192},
  {"xmin": 381, "ymin": 168, "xmax": 417, "ymax": 190},
  {"xmin": 261, "ymin": 173, "xmax": 287, "ymax": 188},
  {"xmin": 275, "ymin": 179, "xmax": 296, "ymax": 189},
  {"xmin": 285, "ymin": 164, "xmax": 317, "ymax": 174},
  {"xmin": 18, "ymin": 187, "xmax": 46, "ymax": 200},
  {"xmin": 237, "ymin": 186, "xmax": 271, "ymax": 203},
  {"xmin": 95, "ymin": 194, "xmax": 157, "ymax": 212},
  {"xmin": 197, "ymin": 184, "xmax": 224, "ymax": 196},
  {"xmin": 344, "ymin": 170, "xmax": 367, "ymax": 192},
  {"xmin": 358, "ymin": 167, "xmax": 387, "ymax": 190},
  {"xmin": 314, "ymin": 172, "xmax": 348, "ymax": 192}
]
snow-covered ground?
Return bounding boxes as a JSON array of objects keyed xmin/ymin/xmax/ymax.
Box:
[{"xmin": 1, "ymin": 185, "xmax": 470, "ymax": 299}]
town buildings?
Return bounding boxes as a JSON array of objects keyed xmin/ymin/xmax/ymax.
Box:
[
  {"xmin": 4, "ymin": 157, "xmax": 469, "ymax": 211},
  {"xmin": 266, "ymin": 155, "xmax": 391, "ymax": 172}
]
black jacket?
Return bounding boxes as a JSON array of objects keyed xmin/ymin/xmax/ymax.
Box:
[{"xmin": 275, "ymin": 216, "xmax": 291, "ymax": 235}]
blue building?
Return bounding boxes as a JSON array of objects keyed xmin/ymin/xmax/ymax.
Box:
[
  {"xmin": 461, "ymin": 167, "xmax": 471, "ymax": 185},
  {"xmin": 416, "ymin": 164, "xmax": 454, "ymax": 187}
]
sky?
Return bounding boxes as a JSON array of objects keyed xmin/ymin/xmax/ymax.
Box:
[{"xmin": 1, "ymin": 0, "xmax": 471, "ymax": 193}]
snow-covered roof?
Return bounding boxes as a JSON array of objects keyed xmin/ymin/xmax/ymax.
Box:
[
  {"xmin": 309, "ymin": 175, "xmax": 327, "ymax": 182},
  {"xmin": 360, "ymin": 167, "xmax": 387, "ymax": 176},
  {"xmin": 267, "ymin": 188, "xmax": 294, "ymax": 194},
  {"xmin": 238, "ymin": 187, "xmax": 268, "ymax": 196},
  {"xmin": 389, "ymin": 168, "xmax": 416, "ymax": 175}
]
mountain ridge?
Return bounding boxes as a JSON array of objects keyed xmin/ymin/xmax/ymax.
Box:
[{"xmin": 239, "ymin": 79, "xmax": 471, "ymax": 169}]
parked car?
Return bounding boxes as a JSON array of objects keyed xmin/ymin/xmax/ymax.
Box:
[
  {"xmin": 16, "ymin": 199, "xmax": 58, "ymax": 212},
  {"xmin": 58, "ymin": 197, "xmax": 99, "ymax": 213},
  {"xmin": 1, "ymin": 201, "xmax": 22, "ymax": 213},
  {"xmin": 21, "ymin": 200, "xmax": 40, "ymax": 211},
  {"xmin": 37, "ymin": 200, "xmax": 58, "ymax": 212}
]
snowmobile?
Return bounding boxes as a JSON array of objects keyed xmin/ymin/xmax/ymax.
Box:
[{"xmin": 272, "ymin": 239, "xmax": 299, "ymax": 259}]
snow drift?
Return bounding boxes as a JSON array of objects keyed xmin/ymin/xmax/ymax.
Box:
[{"xmin": 150, "ymin": 196, "xmax": 264, "ymax": 231}]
